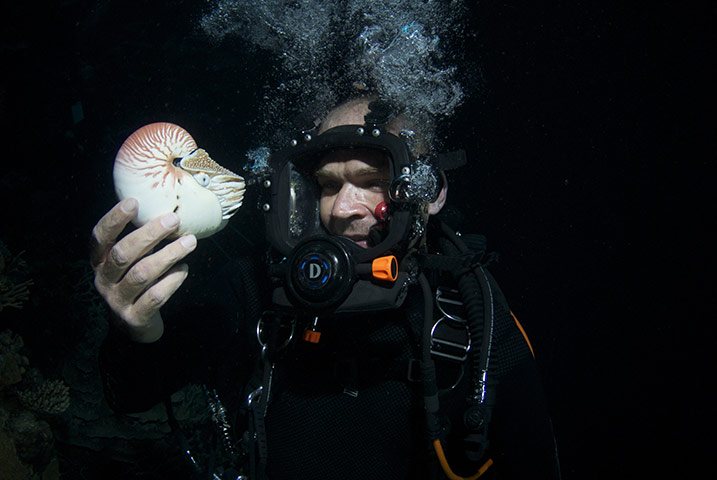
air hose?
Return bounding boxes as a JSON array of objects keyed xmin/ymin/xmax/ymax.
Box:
[
  {"xmin": 434, "ymin": 439, "xmax": 493, "ymax": 480},
  {"xmin": 439, "ymin": 221, "xmax": 495, "ymax": 407},
  {"xmin": 418, "ymin": 222, "xmax": 496, "ymax": 479},
  {"xmin": 418, "ymin": 272, "xmax": 441, "ymax": 438}
]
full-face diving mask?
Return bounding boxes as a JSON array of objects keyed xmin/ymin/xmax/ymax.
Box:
[{"xmin": 260, "ymin": 121, "xmax": 463, "ymax": 315}]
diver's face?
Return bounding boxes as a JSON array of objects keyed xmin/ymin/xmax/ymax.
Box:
[{"xmin": 315, "ymin": 148, "xmax": 390, "ymax": 248}]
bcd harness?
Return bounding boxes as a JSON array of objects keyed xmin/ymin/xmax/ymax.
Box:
[{"xmin": 166, "ymin": 221, "xmax": 512, "ymax": 480}]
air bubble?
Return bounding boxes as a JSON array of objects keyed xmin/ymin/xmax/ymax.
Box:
[{"xmin": 201, "ymin": 1, "xmax": 468, "ymax": 151}]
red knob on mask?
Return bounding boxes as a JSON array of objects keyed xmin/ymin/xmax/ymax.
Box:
[{"xmin": 375, "ymin": 201, "xmax": 390, "ymax": 223}]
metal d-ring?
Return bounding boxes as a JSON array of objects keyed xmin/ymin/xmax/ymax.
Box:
[
  {"xmin": 256, "ymin": 312, "xmax": 296, "ymax": 352},
  {"xmin": 435, "ymin": 287, "xmax": 467, "ymax": 325},
  {"xmin": 430, "ymin": 316, "xmax": 471, "ymax": 362}
]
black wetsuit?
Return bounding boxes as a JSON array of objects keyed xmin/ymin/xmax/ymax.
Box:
[{"xmin": 99, "ymin": 241, "xmax": 560, "ymax": 480}]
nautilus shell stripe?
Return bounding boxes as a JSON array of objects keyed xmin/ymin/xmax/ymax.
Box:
[
  {"xmin": 113, "ymin": 122, "xmax": 246, "ymax": 239},
  {"xmin": 115, "ymin": 123, "xmax": 198, "ymax": 190}
]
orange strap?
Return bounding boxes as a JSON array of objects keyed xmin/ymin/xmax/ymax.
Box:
[
  {"xmin": 510, "ymin": 311, "xmax": 535, "ymax": 358},
  {"xmin": 433, "ymin": 439, "xmax": 493, "ymax": 480}
]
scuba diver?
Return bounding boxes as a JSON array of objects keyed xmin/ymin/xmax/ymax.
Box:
[{"xmin": 91, "ymin": 96, "xmax": 561, "ymax": 479}]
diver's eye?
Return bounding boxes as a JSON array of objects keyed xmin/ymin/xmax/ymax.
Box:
[
  {"xmin": 193, "ymin": 172, "xmax": 211, "ymax": 187},
  {"xmin": 319, "ymin": 181, "xmax": 342, "ymax": 195},
  {"xmin": 368, "ymin": 179, "xmax": 390, "ymax": 191}
]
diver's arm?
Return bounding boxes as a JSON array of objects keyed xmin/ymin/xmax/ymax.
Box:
[
  {"xmin": 98, "ymin": 299, "xmax": 236, "ymax": 412},
  {"xmin": 90, "ymin": 198, "xmax": 203, "ymax": 412},
  {"xmin": 97, "ymin": 277, "xmax": 243, "ymax": 413},
  {"xmin": 98, "ymin": 323, "xmax": 178, "ymax": 413},
  {"xmin": 97, "ymin": 253, "xmax": 266, "ymax": 414},
  {"xmin": 491, "ymin": 365, "xmax": 561, "ymax": 478},
  {"xmin": 90, "ymin": 198, "xmax": 197, "ymax": 343},
  {"xmin": 489, "ymin": 310, "xmax": 562, "ymax": 479}
]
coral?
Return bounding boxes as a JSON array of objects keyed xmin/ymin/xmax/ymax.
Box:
[
  {"xmin": 1, "ymin": 330, "xmax": 60, "ymax": 479},
  {"xmin": 16, "ymin": 379, "xmax": 70, "ymax": 415},
  {"xmin": 0, "ymin": 240, "xmax": 28, "ymax": 274},
  {"xmin": 0, "ymin": 329, "xmax": 24, "ymax": 353},
  {"xmin": 0, "ymin": 330, "xmax": 29, "ymax": 389},
  {"xmin": 69, "ymin": 260, "xmax": 108, "ymax": 327},
  {"xmin": 0, "ymin": 240, "xmax": 33, "ymax": 313},
  {"xmin": 0, "ymin": 279, "xmax": 33, "ymax": 312},
  {"xmin": 0, "ymin": 352, "xmax": 23, "ymax": 390}
]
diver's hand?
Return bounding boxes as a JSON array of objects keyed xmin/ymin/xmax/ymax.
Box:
[{"xmin": 90, "ymin": 198, "xmax": 197, "ymax": 343}]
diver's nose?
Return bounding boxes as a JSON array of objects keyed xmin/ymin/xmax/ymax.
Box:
[{"xmin": 331, "ymin": 184, "xmax": 366, "ymax": 219}]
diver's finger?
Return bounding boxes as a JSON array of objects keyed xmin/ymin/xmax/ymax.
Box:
[
  {"xmin": 131, "ymin": 263, "xmax": 190, "ymax": 322},
  {"xmin": 115, "ymin": 235, "xmax": 196, "ymax": 304},
  {"xmin": 90, "ymin": 198, "xmax": 138, "ymax": 269},
  {"xmin": 100, "ymin": 213, "xmax": 182, "ymax": 284}
]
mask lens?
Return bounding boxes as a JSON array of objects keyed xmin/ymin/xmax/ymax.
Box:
[
  {"xmin": 287, "ymin": 162, "xmax": 322, "ymax": 242},
  {"xmin": 266, "ymin": 125, "xmax": 415, "ymax": 260}
]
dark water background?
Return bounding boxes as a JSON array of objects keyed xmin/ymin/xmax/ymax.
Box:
[{"xmin": 0, "ymin": 1, "xmax": 711, "ymax": 478}]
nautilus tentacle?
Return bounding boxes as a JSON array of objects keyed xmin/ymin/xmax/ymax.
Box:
[{"xmin": 113, "ymin": 122, "xmax": 245, "ymax": 239}]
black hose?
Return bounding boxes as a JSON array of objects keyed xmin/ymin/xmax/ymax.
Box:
[
  {"xmin": 419, "ymin": 271, "xmax": 441, "ymax": 439},
  {"xmin": 418, "ymin": 221, "xmax": 497, "ymax": 446},
  {"xmin": 438, "ymin": 222, "xmax": 494, "ymax": 403}
]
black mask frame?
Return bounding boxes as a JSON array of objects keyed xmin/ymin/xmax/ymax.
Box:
[{"xmin": 263, "ymin": 124, "xmax": 416, "ymax": 264}]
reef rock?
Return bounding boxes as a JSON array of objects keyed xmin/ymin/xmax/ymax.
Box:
[
  {"xmin": 0, "ymin": 428, "xmax": 29, "ymax": 480},
  {"xmin": 8, "ymin": 410, "xmax": 55, "ymax": 469},
  {"xmin": 0, "ymin": 351, "xmax": 22, "ymax": 389}
]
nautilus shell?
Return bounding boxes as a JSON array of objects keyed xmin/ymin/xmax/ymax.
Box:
[{"xmin": 113, "ymin": 122, "xmax": 245, "ymax": 239}]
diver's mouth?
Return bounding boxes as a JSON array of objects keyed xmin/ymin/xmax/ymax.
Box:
[{"xmin": 342, "ymin": 234, "xmax": 370, "ymax": 248}]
